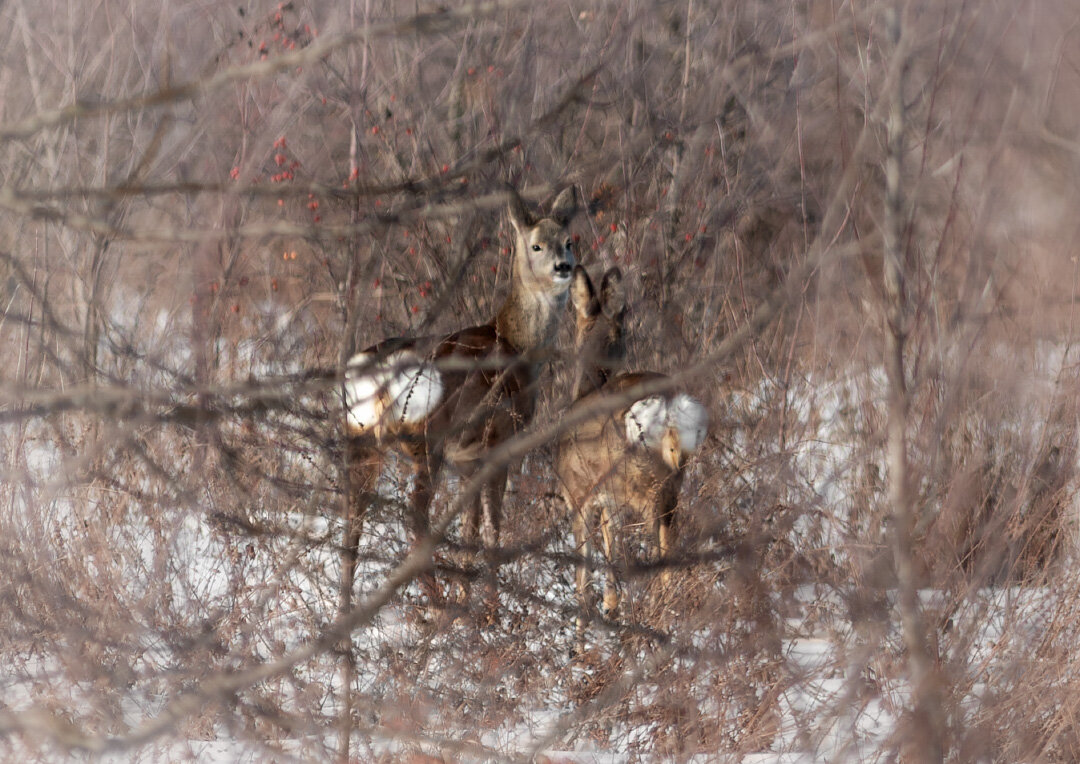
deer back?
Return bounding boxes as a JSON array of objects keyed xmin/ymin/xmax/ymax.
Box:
[
  {"xmin": 557, "ymin": 267, "xmax": 708, "ymax": 516},
  {"xmin": 345, "ymin": 187, "xmax": 579, "ymax": 463}
]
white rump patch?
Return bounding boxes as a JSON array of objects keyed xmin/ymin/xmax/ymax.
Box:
[
  {"xmin": 344, "ymin": 350, "xmax": 444, "ymax": 431},
  {"xmin": 624, "ymin": 396, "xmax": 669, "ymax": 450},
  {"xmin": 624, "ymin": 393, "xmax": 708, "ymax": 456},
  {"xmin": 669, "ymin": 393, "xmax": 708, "ymax": 453}
]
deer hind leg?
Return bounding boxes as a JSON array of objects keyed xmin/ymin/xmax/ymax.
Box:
[
  {"xmin": 570, "ymin": 495, "xmax": 594, "ymax": 648},
  {"xmin": 657, "ymin": 502, "xmax": 677, "ymax": 588},
  {"xmin": 340, "ymin": 441, "xmax": 383, "ymax": 616},
  {"xmin": 598, "ymin": 500, "xmax": 621, "ymax": 619},
  {"xmin": 407, "ymin": 447, "xmax": 435, "ymax": 537},
  {"xmin": 479, "ymin": 466, "xmax": 507, "ymax": 550},
  {"xmin": 337, "ymin": 440, "xmax": 381, "ymax": 764},
  {"xmin": 459, "ymin": 463, "xmax": 484, "ymax": 557},
  {"xmin": 655, "ymin": 477, "xmax": 681, "ymax": 588},
  {"xmin": 408, "ymin": 446, "xmax": 445, "ymax": 606}
]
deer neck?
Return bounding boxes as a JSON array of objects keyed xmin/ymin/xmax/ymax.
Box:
[
  {"xmin": 572, "ymin": 363, "xmax": 608, "ymax": 401},
  {"xmin": 495, "ymin": 278, "xmax": 566, "ymax": 357}
]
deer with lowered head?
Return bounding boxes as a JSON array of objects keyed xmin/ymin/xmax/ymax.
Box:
[
  {"xmin": 555, "ymin": 265, "xmax": 708, "ymax": 641},
  {"xmin": 338, "ymin": 187, "xmax": 580, "ymax": 613}
]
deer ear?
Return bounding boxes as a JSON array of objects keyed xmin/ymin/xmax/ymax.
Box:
[
  {"xmin": 549, "ymin": 186, "xmax": 580, "ymax": 227},
  {"xmin": 600, "ymin": 267, "xmax": 625, "ymax": 318},
  {"xmin": 507, "ymin": 186, "xmax": 535, "ymax": 233},
  {"xmin": 571, "ymin": 265, "xmax": 599, "ymax": 319}
]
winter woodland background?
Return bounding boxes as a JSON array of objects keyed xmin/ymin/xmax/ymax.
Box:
[{"xmin": 2, "ymin": 0, "xmax": 1080, "ymax": 761}]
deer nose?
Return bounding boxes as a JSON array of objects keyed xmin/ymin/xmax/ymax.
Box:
[{"xmin": 554, "ymin": 262, "xmax": 572, "ymax": 278}]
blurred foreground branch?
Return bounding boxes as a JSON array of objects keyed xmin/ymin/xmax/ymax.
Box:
[{"xmin": 881, "ymin": 5, "xmax": 944, "ymax": 762}]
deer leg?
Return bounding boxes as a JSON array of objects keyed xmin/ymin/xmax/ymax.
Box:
[
  {"xmin": 338, "ymin": 440, "xmax": 381, "ymax": 764},
  {"xmin": 479, "ymin": 466, "xmax": 508, "ymax": 551},
  {"xmin": 599, "ymin": 501, "xmax": 620, "ymax": 619},
  {"xmin": 408, "ymin": 446, "xmax": 445, "ymax": 606},
  {"xmin": 657, "ymin": 500, "xmax": 677, "ymax": 588},
  {"xmin": 570, "ymin": 495, "xmax": 593, "ymax": 648},
  {"xmin": 455, "ymin": 464, "xmax": 508, "ymax": 614},
  {"xmin": 454, "ymin": 463, "xmax": 483, "ymax": 602},
  {"xmin": 460, "ymin": 463, "xmax": 482, "ymax": 562},
  {"xmin": 340, "ymin": 441, "xmax": 383, "ymax": 616},
  {"xmin": 476, "ymin": 467, "xmax": 508, "ymax": 620}
]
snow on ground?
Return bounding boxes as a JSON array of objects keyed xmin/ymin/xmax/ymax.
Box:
[
  {"xmin": 3, "ymin": 339, "xmax": 1079, "ymax": 761},
  {"xmin": 0, "ymin": 487, "xmax": 1069, "ymax": 762}
]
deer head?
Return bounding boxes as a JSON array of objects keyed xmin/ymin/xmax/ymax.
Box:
[
  {"xmin": 570, "ymin": 265, "xmax": 627, "ymax": 398},
  {"xmin": 506, "ymin": 186, "xmax": 578, "ymax": 299},
  {"xmin": 497, "ymin": 186, "xmax": 580, "ymax": 351}
]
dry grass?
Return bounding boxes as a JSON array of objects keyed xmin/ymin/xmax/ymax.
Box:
[{"xmin": 2, "ymin": 0, "xmax": 1080, "ymax": 760}]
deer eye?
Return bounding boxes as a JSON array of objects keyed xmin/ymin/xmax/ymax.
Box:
[
  {"xmin": 565, "ymin": 240, "xmax": 573, "ymax": 250},
  {"xmin": 531, "ymin": 244, "xmax": 542, "ymax": 252}
]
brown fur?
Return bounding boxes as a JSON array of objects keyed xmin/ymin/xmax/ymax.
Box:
[
  {"xmin": 556, "ymin": 266, "xmax": 701, "ymax": 642},
  {"xmin": 340, "ymin": 187, "xmax": 579, "ymax": 612}
]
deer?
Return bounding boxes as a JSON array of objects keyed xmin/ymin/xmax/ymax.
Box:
[
  {"xmin": 555, "ymin": 265, "xmax": 708, "ymax": 643},
  {"xmin": 338, "ymin": 186, "xmax": 580, "ymax": 616}
]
